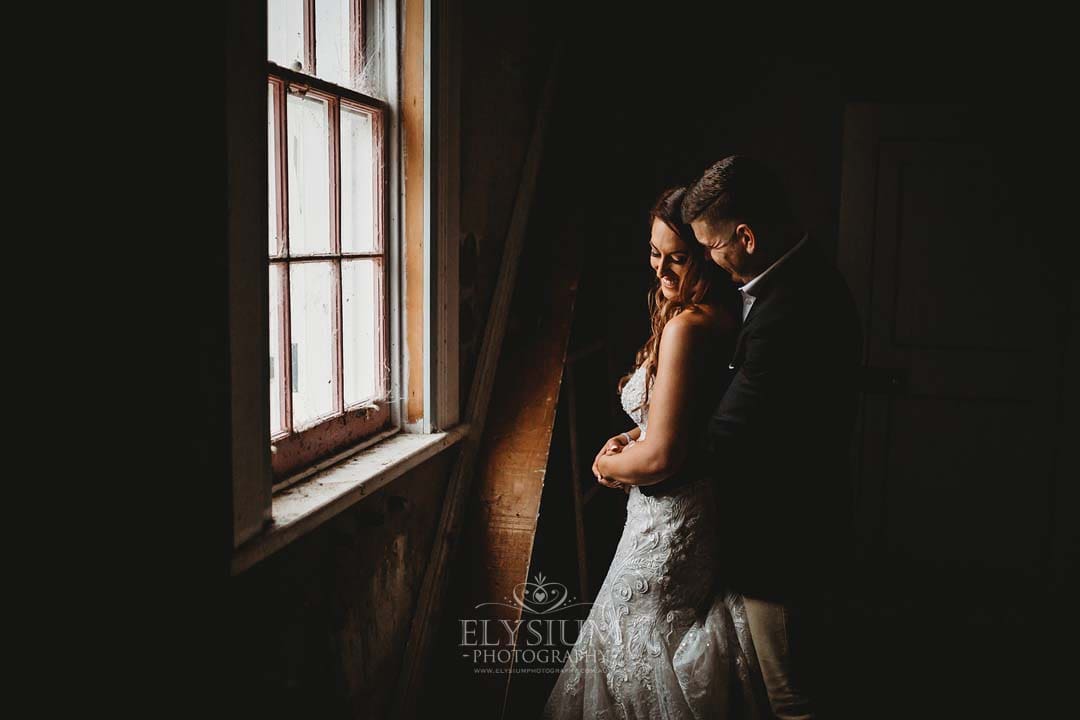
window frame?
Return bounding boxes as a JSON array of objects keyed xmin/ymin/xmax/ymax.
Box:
[
  {"xmin": 266, "ymin": 67, "xmax": 393, "ymax": 483},
  {"xmin": 228, "ymin": 0, "xmax": 462, "ymax": 568}
]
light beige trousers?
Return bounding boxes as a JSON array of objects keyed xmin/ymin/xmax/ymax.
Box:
[{"xmin": 742, "ymin": 595, "xmax": 822, "ymax": 720}]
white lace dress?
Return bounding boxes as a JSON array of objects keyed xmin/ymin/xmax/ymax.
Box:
[{"xmin": 541, "ymin": 363, "xmax": 771, "ymax": 720}]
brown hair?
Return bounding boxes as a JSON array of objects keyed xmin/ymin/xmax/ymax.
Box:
[{"xmin": 616, "ymin": 186, "xmax": 723, "ymax": 409}]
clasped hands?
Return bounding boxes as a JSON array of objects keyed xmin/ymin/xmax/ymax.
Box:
[{"xmin": 592, "ymin": 433, "xmax": 634, "ymax": 494}]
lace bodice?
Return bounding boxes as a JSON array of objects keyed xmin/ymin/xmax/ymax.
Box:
[{"xmin": 620, "ymin": 363, "xmax": 650, "ymax": 439}]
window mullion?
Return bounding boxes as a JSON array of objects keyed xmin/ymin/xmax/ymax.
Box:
[
  {"xmin": 375, "ymin": 107, "xmax": 389, "ymax": 400},
  {"xmin": 352, "ymin": 0, "xmax": 365, "ymax": 87},
  {"xmin": 278, "ymin": 81, "xmax": 295, "ymax": 433},
  {"xmin": 331, "ymin": 97, "xmax": 344, "ymax": 414},
  {"xmin": 304, "ymin": 0, "xmax": 316, "ymax": 75},
  {"xmin": 330, "ymin": 97, "xmax": 342, "ymax": 256}
]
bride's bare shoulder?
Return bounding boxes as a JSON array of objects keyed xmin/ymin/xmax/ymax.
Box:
[
  {"xmin": 668, "ymin": 304, "xmax": 736, "ymax": 338},
  {"xmin": 660, "ymin": 308, "xmax": 727, "ymax": 358}
]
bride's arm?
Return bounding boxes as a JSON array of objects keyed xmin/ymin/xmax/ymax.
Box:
[
  {"xmin": 596, "ymin": 314, "xmax": 704, "ymax": 486},
  {"xmin": 591, "ymin": 426, "xmax": 642, "ymax": 481}
]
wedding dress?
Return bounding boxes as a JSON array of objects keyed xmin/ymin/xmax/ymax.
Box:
[{"xmin": 541, "ymin": 362, "xmax": 772, "ymax": 720}]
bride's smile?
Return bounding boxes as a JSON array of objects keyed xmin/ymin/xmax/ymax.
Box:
[{"xmin": 648, "ymin": 217, "xmax": 690, "ymax": 299}]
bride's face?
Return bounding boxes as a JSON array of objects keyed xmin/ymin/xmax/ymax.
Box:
[{"xmin": 648, "ymin": 218, "xmax": 690, "ymax": 300}]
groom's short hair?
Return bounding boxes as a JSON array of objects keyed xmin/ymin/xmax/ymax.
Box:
[{"xmin": 681, "ymin": 155, "xmax": 795, "ymax": 231}]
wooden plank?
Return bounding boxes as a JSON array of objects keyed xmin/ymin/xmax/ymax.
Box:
[
  {"xmin": 566, "ymin": 369, "xmax": 589, "ymax": 600},
  {"xmin": 467, "ymin": 210, "xmax": 585, "ymax": 717},
  {"xmin": 402, "ymin": 0, "xmax": 426, "ymax": 424},
  {"xmin": 228, "ymin": 0, "xmax": 272, "ymax": 547},
  {"xmin": 433, "ymin": 0, "xmax": 461, "ymax": 430},
  {"xmin": 392, "ymin": 41, "xmax": 563, "ymax": 720}
]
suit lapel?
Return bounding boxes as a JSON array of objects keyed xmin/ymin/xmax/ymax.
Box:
[
  {"xmin": 729, "ymin": 299, "xmax": 762, "ymax": 369},
  {"xmin": 726, "ymin": 237, "xmax": 816, "ymax": 371}
]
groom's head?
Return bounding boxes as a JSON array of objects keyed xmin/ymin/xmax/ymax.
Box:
[{"xmin": 682, "ymin": 155, "xmax": 797, "ymax": 284}]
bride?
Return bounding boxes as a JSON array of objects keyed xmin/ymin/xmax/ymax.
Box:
[{"xmin": 541, "ymin": 187, "xmax": 771, "ymax": 720}]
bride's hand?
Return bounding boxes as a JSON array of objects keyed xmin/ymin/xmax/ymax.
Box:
[
  {"xmin": 603, "ymin": 433, "xmax": 630, "ymax": 456},
  {"xmin": 597, "ymin": 476, "xmax": 625, "ymax": 491},
  {"xmin": 593, "ymin": 446, "xmax": 628, "ymax": 492},
  {"xmin": 592, "ymin": 434, "xmax": 629, "ymax": 479}
]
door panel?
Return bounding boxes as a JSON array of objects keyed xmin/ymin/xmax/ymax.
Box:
[{"xmin": 839, "ymin": 104, "xmax": 1063, "ymax": 577}]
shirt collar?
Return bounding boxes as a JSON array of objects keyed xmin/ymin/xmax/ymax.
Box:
[{"xmin": 738, "ymin": 232, "xmax": 808, "ymax": 297}]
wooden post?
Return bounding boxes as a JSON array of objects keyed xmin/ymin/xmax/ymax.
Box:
[{"xmin": 392, "ymin": 42, "xmax": 563, "ymax": 720}]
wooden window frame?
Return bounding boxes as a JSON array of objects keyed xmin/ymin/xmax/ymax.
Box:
[
  {"xmin": 266, "ymin": 67, "xmax": 392, "ymax": 483},
  {"xmin": 285, "ymin": 0, "xmax": 365, "ymax": 79},
  {"xmin": 229, "ymin": 0, "xmax": 462, "ymax": 565}
]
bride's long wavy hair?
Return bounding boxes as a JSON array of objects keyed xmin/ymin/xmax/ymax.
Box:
[{"xmin": 616, "ymin": 186, "xmax": 724, "ymax": 409}]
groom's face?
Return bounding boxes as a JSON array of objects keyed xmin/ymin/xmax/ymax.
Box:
[{"xmin": 691, "ymin": 219, "xmax": 754, "ymax": 284}]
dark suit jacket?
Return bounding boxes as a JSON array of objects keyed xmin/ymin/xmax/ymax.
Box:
[{"xmin": 701, "ymin": 236, "xmax": 863, "ymax": 601}]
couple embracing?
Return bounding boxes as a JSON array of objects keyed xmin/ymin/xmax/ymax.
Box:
[{"xmin": 542, "ymin": 155, "xmax": 862, "ymax": 720}]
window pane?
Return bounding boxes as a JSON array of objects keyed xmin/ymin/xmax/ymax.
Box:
[
  {"xmin": 286, "ymin": 91, "xmax": 332, "ymax": 255},
  {"xmin": 268, "ymin": 0, "xmax": 306, "ymax": 71},
  {"xmin": 289, "ymin": 261, "xmax": 337, "ymax": 428},
  {"xmin": 268, "ymin": 84, "xmax": 281, "ymax": 257},
  {"xmin": 356, "ymin": 0, "xmax": 385, "ymax": 100},
  {"xmin": 343, "ymin": 259, "xmax": 380, "ymax": 405},
  {"xmin": 269, "ymin": 265, "xmax": 285, "ymax": 435},
  {"xmin": 316, "ymin": 0, "xmax": 351, "ymax": 87},
  {"xmin": 341, "ymin": 106, "xmax": 377, "ymax": 253}
]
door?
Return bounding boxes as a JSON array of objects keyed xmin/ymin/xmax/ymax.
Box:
[{"xmin": 837, "ymin": 104, "xmax": 1068, "ymax": 583}]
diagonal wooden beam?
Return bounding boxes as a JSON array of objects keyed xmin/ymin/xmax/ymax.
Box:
[
  {"xmin": 566, "ymin": 369, "xmax": 590, "ymax": 603},
  {"xmin": 392, "ymin": 43, "xmax": 563, "ymax": 720},
  {"xmin": 492, "ymin": 236, "xmax": 585, "ymax": 715}
]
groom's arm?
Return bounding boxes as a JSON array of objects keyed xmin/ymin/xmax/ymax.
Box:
[
  {"xmin": 705, "ymin": 283, "xmax": 861, "ymax": 465},
  {"xmin": 704, "ymin": 307, "xmax": 802, "ymax": 457}
]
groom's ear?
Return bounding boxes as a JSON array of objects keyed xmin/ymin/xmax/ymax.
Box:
[{"xmin": 737, "ymin": 223, "xmax": 756, "ymax": 255}]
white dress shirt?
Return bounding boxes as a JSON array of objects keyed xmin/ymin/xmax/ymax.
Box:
[{"xmin": 738, "ymin": 233, "xmax": 808, "ymax": 322}]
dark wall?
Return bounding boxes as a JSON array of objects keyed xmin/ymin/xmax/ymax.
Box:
[
  {"xmin": 561, "ymin": 12, "xmax": 1071, "ymax": 375},
  {"xmin": 458, "ymin": 1, "xmax": 558, "ymax": 407},
  {"xmin": 227, "ymin": 452, "xmax": 454, "ymax": 719}
]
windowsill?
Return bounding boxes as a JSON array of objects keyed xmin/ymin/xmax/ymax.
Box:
[{"xmin": 232, "ymin": 423, "xmax": 469, "ymax": 574}]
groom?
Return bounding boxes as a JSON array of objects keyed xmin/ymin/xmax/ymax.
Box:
[{"xmin": 682, "ymin": 156, "xmax": 862, "ymax": 720}]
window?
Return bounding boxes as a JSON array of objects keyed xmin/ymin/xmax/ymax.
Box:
[
  {"xmin": 266, "ymin": 0, "xmax": 391, "ymax": 482},
  {"xmin": 229, "ymin": 0, "xmax": 461, "ymax": 568}
]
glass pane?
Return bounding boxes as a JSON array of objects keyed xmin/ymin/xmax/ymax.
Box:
[
  {"xmin": 269, "ymin": 265, "xmax": 285, "ymax": 435},
  {"xmin": 355, "ymin": 0, "xmax": 385, "ymax": 99},
  {"xmin": 268, "ymin": 84, "xmax": 281, "ymax": 257},
  {"xmin": 343, "ymin": 259, "xmax": 380, "ymax": 405},
  {"xmin": 268, "ymin": 0, "xmax": 306, "ymax": 71},
  {"xmin": 290, "ymin": 261, "xmax": 337, "ymax": 428},
  {"xmin": 286, "ymin": 91, "xmax": 332, "ymax": 255},
  {"xmin": 316, "ymin": 0, "xmax": 351, "ymax": 87},
  {"xmin": 341, "ymin": 106, "xmax": 377, "ymax": 253}
]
